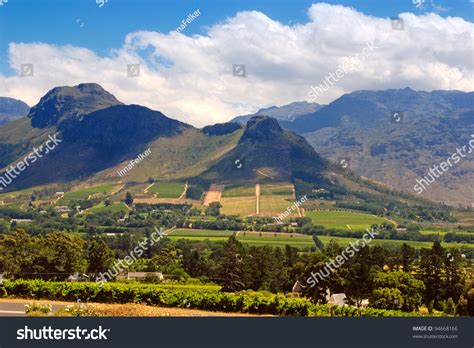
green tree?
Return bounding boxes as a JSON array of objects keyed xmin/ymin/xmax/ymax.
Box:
[
  {"xmin": 419, "ymin": 242, "xmax": 445, "ymax": 307},
  {"xmin": 124, "ymin": 192, "xmax": 134, "ymax": 206},
  {"xmin": 205, "ymin": 202, "xmax": 222, "ymax": 217},
  {"xmin": 371, "ymin": 270, "xmax": 425, "ymax": 312},
  {"xmin": 219, "ymin": 235, "xmax": 244, "ymax": 292},
  {"xmin": 399, "ymin": 243, "xmax": 416, "ymax": 272},
  {"xmin": 86, "ymin": 238, "xmax": 114, "ymax": 280}
]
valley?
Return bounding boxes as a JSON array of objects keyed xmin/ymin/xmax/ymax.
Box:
[{"xmin": 0, "ymin": 83, "xmax": 472, "ymax": 318}]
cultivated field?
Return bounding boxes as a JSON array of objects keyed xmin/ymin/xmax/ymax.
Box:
[
  {"xmin": 259, "ymin": 196, "xmax": 296, "ymax": 216},
  {"xmin": 220, "ymin": 197, "xmax": 256, "ymax": 215},
  {"xmin": 57, "ymin": 183, "xmax": 117, "ymax": 204},
  {"xmin": 87, "ymin": 202, "xmax": 129, "ymax": 214},
  {"xmin": 317, "ymin": 235, "xmax": 474, "ymax": 250},
  {"xmin": 203, "ymin": 184, "xmax": 225, "ymax": 205},
  {"xmin": 167, "ymin": 229, "xmax": 315, "ymax": 249},
  {"xmin": 306, "ymin": 210, "xmax": 388, "ymax": 230},
  {"xmin": 147, "ymin": 182, "xmax": 185, "ymax": 198}
]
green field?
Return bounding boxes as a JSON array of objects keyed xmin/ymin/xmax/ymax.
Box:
[
  {"xmin": 148, "ymin": 182, "xmax": 184, "ymax": 198},
  {"xmin": 221, "ymin": 197, "xmax": 256, "ymax": 215},
  {"xmin": 57, "ymin": 183, "xmax": 117, "ymax": 204},
  {"xmin": 306, "ymin": 210, "xmax": 388, "ymax": 230},
  {"xmin": 169, "ymin": 229, "xmax": 235, "ymax": 237},
  {"xmin": 317, "ymin": 235, "xmax": 474, "ymax": 250},
  {"xmin": 259, "ymin": 196, "xmax": 296, "ymax": 216},
  {"xmin": 221, "ymin": 185, "xmax": 255, "ymax": 198},
  {"xmin": 260, "ymin": 184, "xmax": 294, "ymax": 196},
  {"xmin": 238, "ymin": 232, "xmax": 314, "ymax": 248},
  {"xmin": 87, "ymin": 202, "xmax": 129, "ymax": 214},
  {"xmin": 167, "ymin": 229, "xmax": 315, "ymax": 249}
]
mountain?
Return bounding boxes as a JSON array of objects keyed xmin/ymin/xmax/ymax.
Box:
[
  {"xmin": 28, "ymin": 83, "xmax": 122, "ymax": 128},
  {"xmin": 284, "ymin": 88, "xmax": 474, "ymax": 206},
  {"xmin": 201, "ymin": 116, "xmax": 330, "ymax": 184},
  {"xmin": 6, "ymin": 104, "xmax": 191, "ymax": 187},
  {"xmin": 0, "ymin": 83, "xmax": 468, "ymax": 209},
  {"xmin": 0, "ymin": 83, "xmax": 242, "ymax": 189},
  {"xmin": 231, "ymin": 101, "xmax": 323, "ymax": 125},
  {"xmin": 0, "ymin": 97, "xmax": 30, "ymax": 125}
]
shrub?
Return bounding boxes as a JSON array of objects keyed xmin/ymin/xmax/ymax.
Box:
[{"xmin": 3, "ymin": 280, "xmax": 444, "ymax": 317}]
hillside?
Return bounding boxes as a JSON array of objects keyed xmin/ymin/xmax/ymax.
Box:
[
  {"xmin": 273, "ymin": 89, "xmax": 474, "ymax": 206},
  {"xmin": 0, "ymin": 97, "xmax": 30, "ymax": 125}
]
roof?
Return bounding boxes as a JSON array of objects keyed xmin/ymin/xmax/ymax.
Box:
[{"xmin": 328, "ymin": 293, "xmax": 347, "ymax": 306}]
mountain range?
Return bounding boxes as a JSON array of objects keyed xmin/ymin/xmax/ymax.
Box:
[{"xmin": 0, "ymin": 83, "xmax": 471, "ymax": 207}]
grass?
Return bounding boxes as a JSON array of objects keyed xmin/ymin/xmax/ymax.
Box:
[
  {"xmin": 306, "ymin": 210, "xmax": 388, "ymax": 230},
  {"xmin": 221, "ymin": 197, "xmax": 256, "ymax": 216},
  {"xmin": 57, "ymin": 183, "xmax": 117, "ymax": 204},
  {"xmin": 147, "ymin": 182, "xmax": 184, "ymax": 198}
]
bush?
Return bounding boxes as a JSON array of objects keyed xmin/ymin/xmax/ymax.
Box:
[{"xmin": 3, "ymin": 280, "xmax": 443, "ymax": 317}]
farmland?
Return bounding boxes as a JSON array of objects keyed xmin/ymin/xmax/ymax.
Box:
[
  {"xmin": 87, "ymin": 202, "xmax": 129, "ymax": 214},
  {"xmin": 147, "ymin": 182, "xmax": 185, "ymax": 198},
  {"xmin": 220, "ymin": 197, "xmax": 256, "ymax": 215},
  {"xmin": 168, "ymin": 229, "xmax": 315, "ymax": 248},
  {"xmin": 57, "ymin": 183, "xmax": 117, "ymax": 204},
  {"xmin": 306, "ymin": 210, "xmax": 388, "ymax": 230},
  {"xmin": 316, "ymin": 235, "xmax": 474, "ymax": 250}
]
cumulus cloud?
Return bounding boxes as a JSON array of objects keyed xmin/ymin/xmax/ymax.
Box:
[{"xmin": 0, "ymin": 3, "xmax": 472, "ymax": 127}]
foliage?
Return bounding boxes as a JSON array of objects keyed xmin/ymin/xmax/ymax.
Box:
[{"xmin": 4, "ymin": 279, "xmax": 444, "ymax": 317}]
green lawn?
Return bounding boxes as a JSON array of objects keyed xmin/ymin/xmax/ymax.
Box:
[
  {"xmin": 148, "ymin": 182, "xmax": 184, "ymax": 198},
  {"xmin": 57, "ymin": 183, "xmax": 117, "ymax": 204},
  {"xmin": 306, "ymin": 210, "xmax": 388, "ymax": 230}
]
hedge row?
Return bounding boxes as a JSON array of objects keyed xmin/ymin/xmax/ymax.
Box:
[{"xmin": 1, "ymin": 280, "xmax": 436, "ymax": 317}]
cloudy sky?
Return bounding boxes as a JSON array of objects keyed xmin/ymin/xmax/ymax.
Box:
[{"xmin": 0, "ymin": 0, "xmax": 473, "ymax": 126}]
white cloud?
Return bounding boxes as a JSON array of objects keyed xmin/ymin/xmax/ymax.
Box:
[{"xmin": 0, "ymin": 3, "xmax": 472, "ymax": 127}]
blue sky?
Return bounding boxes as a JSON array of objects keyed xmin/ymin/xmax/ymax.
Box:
[
  {"xmin": 0, "ymin": 1, "xmax": 472, "ymax": 126},
  {"xmin": 0, "ymin": 0, "xmax": 472, "ymax": 73}
]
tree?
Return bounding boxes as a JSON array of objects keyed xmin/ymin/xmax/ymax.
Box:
[
  {"xmin": 219, "ymin": 235, "xmax": 244, "ymax": 292},
  {"xmin": 124, "ymin": 192, "xmax": 134, "ymax": 206},
  {"xmin": 205, "ymin": 202, "xmax": 221, "ymax": 217},
  {"xmin": 371, "ymin": 270, "xmax": 425, "ymax": 311},
  {"xmin": 419, "ymin": 242, "xmax": 445, "ymax": 308},
  {"xmin": 399, "ymin": 243, "xmax": 416, "ymax": 272},
  {"xmin": 86, "ymin": 239, "xmax": 114, "ymax": 280},
  {"xmin": 312, "ymin": 235, "xmax": 324, "ymax": 251}
]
